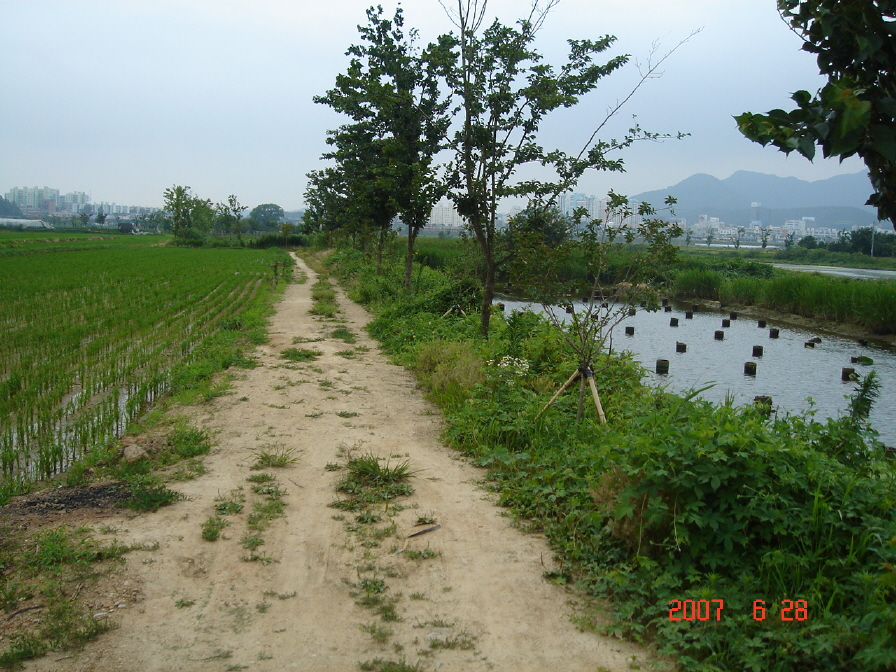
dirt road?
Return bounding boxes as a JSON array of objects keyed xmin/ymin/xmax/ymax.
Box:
[{"xmin": 26, "ymin": 255, "xmax": 652, "ymax": 672}]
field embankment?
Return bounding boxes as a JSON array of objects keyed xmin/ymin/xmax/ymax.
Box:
[{"xmin": 326, "ymin": 243, "xmax": 896, "ymax": 672}]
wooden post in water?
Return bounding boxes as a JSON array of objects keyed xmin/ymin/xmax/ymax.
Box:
[
  {"xmin": 670, "ymin": 317, "xmax": 679, "ymax": 327},
  {"xmin": 656, "ymin": 359, "xmax": 670, "ymax": 374},
  {"xmin": 715, "ymin": 330, "xmax": 725, "ymax": 340},
  {"xmin": 754, "ymin": 395, "xmax": 773, "ymax": 416},
  {"xmin": 625, "ymin": 326, "xmax": 635, "ymax": 336},
  {"xmin": 758, "ymin": 320, "xmax": 766, "ymax": 328},
  {"xmin": 685, "ymin": 311, "xmax": 694, "ymax": 319},
  {"xmin": 722, "ymin": 318, "xmax": 731, "ymax": 328},
  {"xmin": 769, "ymin": 328, "xmax": 780, "ymax": 338},
  {"xmin": 752, "ymin": 345, "xmax": 764, "ymax": 357},
  {"xmin": 744, "ymin": 361, "xmax": 757, "ymax": 376},
  {"xmin": 676, "ymin": 342, "xmax": 687, "ymax": 353}
]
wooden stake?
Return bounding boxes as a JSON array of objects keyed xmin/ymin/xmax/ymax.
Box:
[
  {"xmin": 535, "ymin": 369, "xmax": 580, "ymax": 420},
  {"xmin": 585, "ymin": 370, "xmax": 607, "ymax": 424}
]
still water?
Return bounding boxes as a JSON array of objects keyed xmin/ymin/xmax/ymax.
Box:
[{"xmin": 498, "ymin": 299, "xmax": 896, "ymax": 446}]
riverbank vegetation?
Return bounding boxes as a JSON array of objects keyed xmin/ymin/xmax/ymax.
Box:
[
  {"xmin": 672, "ymin": 261, "xmax": 896, "ymax": 334},
  {"xmin": 319, "ymin": 243, "xmax": 896, "ymax": 672},
  {"xmin": 410, "ymin": 236, "xmax": 896, "ymax": 335}
]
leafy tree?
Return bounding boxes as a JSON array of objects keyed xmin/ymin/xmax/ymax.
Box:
[
  {"xmin": 797, "ymin": 234, "xmax": 819, "ymax": 249},
  {"xmin": 706, "ymin": 228, "xmax": 715, "ymax": 247},
  {"xmin": 190, "ymin": 198, "xmax": 215, "ymax": 233},
  {"xmin": 303, "ymin": 167, "xmax": 351, "ymax": 238},
  {"xmin": 280, "ymin": 220, "xmax": 294, "ymax": 247},
  {"xmin": 507, "ymin": 205, "xmax": 572, "ymax": 248},
  {"xmin": 79, "ymin": 212, "xmax": 89, "ymax": 227},
  {"xmin": 322, "ymin": 121, "xmax": 400, "ymax": 272},
  {"xmin": 216, "ymin": 194, "xmax": 247, "ymax": 242},
  {"xmin": 163, "ymin": 185, "xmax": 194, "ymax": 237},
  {"xmin": 163, "ymin": 185, "xmax": 214, "ymax": 239},
  {"xmin": 439, "ymin": 0, "xmax": 686, "ymax": 337},
  {"xmin": 314, "ymin": 6, "xmax": 452, "ymax": 289},
  {"xmin": 509, "ymin": 193, "xmax": 681, "ymax": 422},
  {"xmin": 250, "ymin": 203, "xmax": 284, "ymax": 230},
  {"xmin": 760, "ymin": 226, "xmax": 771, "ymax": 249},
  {"xmin": 734, "ymin": 226, "xmax": 746, "ymax": 249},
  {"xmin": 736, "ymin": 0, "xmax": 896, "ymax": 228},
  {"xmin": 784, "ymin": 231, "xmax": 796, "ymax": 249},
  {"xmin": 95, "ymin": 208, "xmax": 107, "ymax": 225},
  {"xmin": 0, "ymin": 197, "xmax": 23, "ymax": 218}
]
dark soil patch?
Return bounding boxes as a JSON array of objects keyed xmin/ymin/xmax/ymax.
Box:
[{"xmin": 0, "ymin": 482, "xmax": 130, "ymax": 527}]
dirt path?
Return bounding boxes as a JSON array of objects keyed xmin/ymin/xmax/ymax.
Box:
[{"xmin": 26, "ymin": 255, "xmax": 652, "ymax": 672}]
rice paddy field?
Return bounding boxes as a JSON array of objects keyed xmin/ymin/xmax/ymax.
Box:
[{"xmin": 0, "ymin": 233, "xmax": 291, "ymax": 492}]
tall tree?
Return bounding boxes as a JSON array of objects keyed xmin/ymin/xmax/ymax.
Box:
[
  {"xmin": 314, "ymin": 6, "xmax": 452, "ymax": 289},
  {"xmin": 163, "ymin": 185, "xmax": 194, "ymax": 237},
  {"xmin": 250, "ymin": 203, "xmax": 285, "ymax": 230},
  {"xmin": 439, "ymin": 0, "xmax": 680, "ymax": 337},
  {"xmin": 736, "ymin": 0, "xmax": 896, "ymax": 228},
  {"xmin": 216, "ymin": 194, "xmax": 247, "ymax": 241}
]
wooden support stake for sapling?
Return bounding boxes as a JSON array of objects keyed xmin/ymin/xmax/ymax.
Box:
[
  {"xmin": 535, "ymin": 365, "xmax": 606, "ymax": 424},
  {"xmin": 584, "ymin": 366, "xmax": 607, "ymax": 424},
  {"xmin": 535, "ymin": 369, "xmax": 580, "ymax": 420}
]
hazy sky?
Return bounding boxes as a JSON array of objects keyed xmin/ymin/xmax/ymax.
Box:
[{"xmin": 0, "ymin": 0, "xmax": 868, "ymax": 211}]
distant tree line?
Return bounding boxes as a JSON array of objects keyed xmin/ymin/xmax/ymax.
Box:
[
  {"xmin": 798, "ymin": 226, "xmax": 896, "ymax": 256},
  {"xmin": 0, "ymin": 197, "xmax": 24, "ymax": 218},
  {"xmin": 161, "ymin": 185, "xmax": 294, "ymax": 246},
  {"xmin": 305, "ymin": 2, "xmax": 689, "ymax": 336}
]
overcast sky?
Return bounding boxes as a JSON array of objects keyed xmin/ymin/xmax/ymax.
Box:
[{"xmin": 0, "ymin": 0, "xmax": 868, "ymax": 211}]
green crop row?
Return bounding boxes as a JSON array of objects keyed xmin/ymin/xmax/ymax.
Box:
[{"xmin": 0, "ymin": 244, "xmax": 292, "ymax": 491}]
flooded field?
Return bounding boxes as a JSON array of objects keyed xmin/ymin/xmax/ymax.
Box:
[{"xmin": 499, "ymin": 298, "xmax": 896, "ymax": 446}]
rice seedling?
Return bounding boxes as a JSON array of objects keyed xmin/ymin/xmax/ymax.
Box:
[{"xmin": 0, "ymin": 244, "xmax": 291, "ymax": 490}]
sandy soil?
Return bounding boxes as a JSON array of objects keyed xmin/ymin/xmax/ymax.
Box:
[{"xmin": 22, "ymin": 255, "xmax": 653, "ymax": 672}]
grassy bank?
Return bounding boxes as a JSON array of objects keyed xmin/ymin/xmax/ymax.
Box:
[
  {"xmin": 673, "ymin": 267, "xmax": 896, "ymax": 334},
  {"xmin": 323, "ymin": 245, "xmax": 896, "ymax": 672}
]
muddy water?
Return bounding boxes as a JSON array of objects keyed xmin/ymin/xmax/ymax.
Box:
[{"xmin": 498, "ymin": 299, "xmax": 896, "ymax": 446}]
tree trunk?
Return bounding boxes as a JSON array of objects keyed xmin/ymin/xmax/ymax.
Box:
[
  {"xmin": 479, "ymin": 256, "xmax": 496, "ymax": 338},
  {"xmin": 376, "ymin": 226, "xmax": 386, "ymax": 276},
  {"xmin": 404, "ymin": 226, "xmax": 419, "ymax": 292}
]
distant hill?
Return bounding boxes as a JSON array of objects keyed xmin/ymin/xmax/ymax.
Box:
[{"xmin": 634, "ymin": 171, "xmax": 879, "ymax": 229}]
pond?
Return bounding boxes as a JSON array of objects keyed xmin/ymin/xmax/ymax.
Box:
[{"xmin": 497, "ymin": 298, "xmax": 896, "ymax": 446}]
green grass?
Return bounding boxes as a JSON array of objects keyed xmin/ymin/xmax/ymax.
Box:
[
  {"xmin": 201, "ymin": 516, "xmax": 230, "ymax": 541},
  {"xmin": 330, "ymin": 326, "xmax": 357, "ymax": 343},
  {"xmin": 0, "ymin": 525, "xmax": 133, "ymax": 667},
  {"xmin": 323, "ymin": 244, "xmax": 896, "ymax": 672},
  {"xmin": 279, "ymin": 347, "xmax": 321, "ymax": 362},
  {"xmin": 250, "ymin": 444, "xmax": 298, "ymax": 470}
]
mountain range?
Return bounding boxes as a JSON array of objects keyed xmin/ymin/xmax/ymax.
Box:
[{"xmin": 633, "ymin": 170, "xmax": 879, "ymax": 229}]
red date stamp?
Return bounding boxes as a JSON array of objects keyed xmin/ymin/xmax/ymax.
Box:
[{"xmin": 668, "ymin": 599, "xmax": 809, "ymax": 621}]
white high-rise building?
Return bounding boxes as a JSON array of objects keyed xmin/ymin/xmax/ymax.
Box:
[{"xmin": 427, "ymin": 204, "xmax": 467, "ymax": 228}]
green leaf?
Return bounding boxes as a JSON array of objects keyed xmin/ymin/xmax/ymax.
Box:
[{"xmin": 871, "ymin": 125, "xmax": 896, "ymax": 161}]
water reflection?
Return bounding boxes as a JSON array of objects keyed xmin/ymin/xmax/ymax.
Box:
[{"xmin": 498, "ymin": 298, "xmax": 896, "ymax": 446}]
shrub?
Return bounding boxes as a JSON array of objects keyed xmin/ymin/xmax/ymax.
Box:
[{"xmin": 414, "ymin": 341, "xmax": 485, "ymax": 408}]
